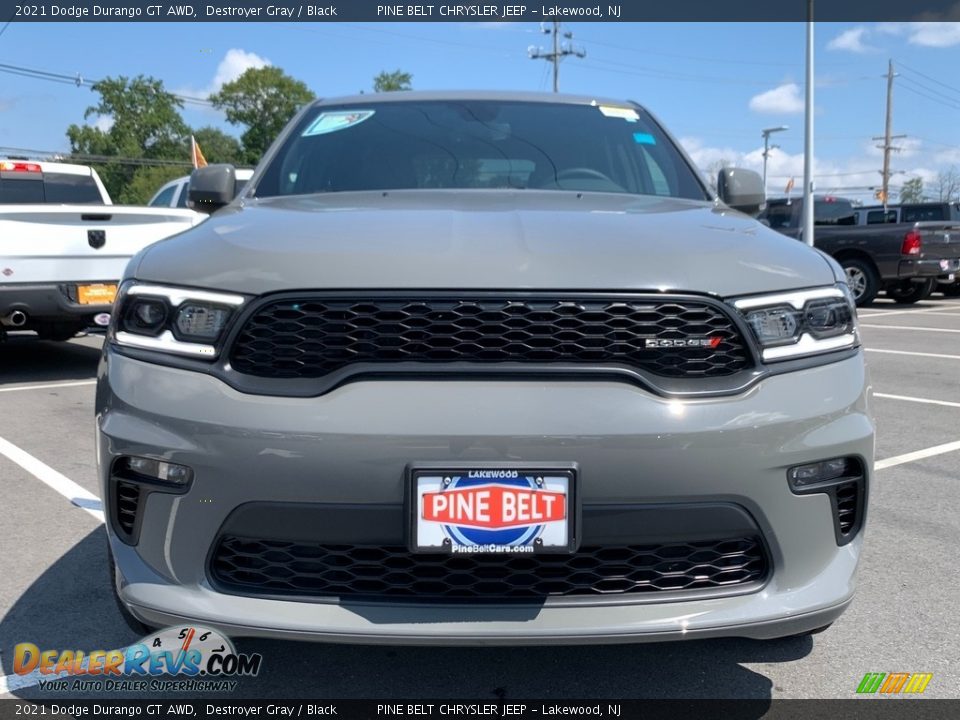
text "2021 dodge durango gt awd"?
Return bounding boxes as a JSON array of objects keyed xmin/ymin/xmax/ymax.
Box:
[{"xmin": 97, "ymin": 91, "xmax": 873, "ymax": 644}]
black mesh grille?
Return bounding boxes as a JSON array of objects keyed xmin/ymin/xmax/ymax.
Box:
[
  {"xmin": 835, "ymin": 482, "xmax": 860, "ymax": 536},
  {"xmin": 210, "ymin": 536, "xmax": 768, "ymax": 601},
  {"xmin": 228, "ymin": 296, "xmax": 752, "ymax": 380},
  {"xmin": 113, "ymin": 481, "xmax": 141, "ymax": 537}
]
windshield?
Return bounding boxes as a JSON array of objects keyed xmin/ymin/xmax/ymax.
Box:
[{"xmin": 254, "ymin": 100, "xmax": 709, "ymax": 201}]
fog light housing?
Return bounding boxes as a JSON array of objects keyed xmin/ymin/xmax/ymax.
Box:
[
  {"xmin": 120, "ymin": 456, "xmax": 193, "ymax": 487},
  {"xmin": 788, "ymin": 457, "xmax": 852, "ymax": 490},
  {"xmin": 787, "ymin": 456, "xmax": 867, "ymax": 546}
]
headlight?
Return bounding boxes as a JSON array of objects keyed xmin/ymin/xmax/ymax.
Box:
[
  {"xmin": 733, "ymin": 285, "xmax": 859, "ymax": 362},
  {"xmin": 112, "ymin": 283, "xmax": 246, "ymax": 358}
]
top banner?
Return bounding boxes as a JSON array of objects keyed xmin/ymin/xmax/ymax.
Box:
[{"xmin": 4, "ymin": 0, "xmax": 960, "ymax": 22}]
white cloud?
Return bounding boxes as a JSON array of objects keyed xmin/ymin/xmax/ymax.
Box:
[
  {"xmin": 175, "ymin": 48, "xmax": 271, "ymax": 103},
  {"xmin": 874, "ymin": 21, "xmax": 960, "ymax": 47},
  {"xmin": 827, "ymin": 27, "xmax": 874, "ymax": 53},
  {"xmin": 93, "ymin": 115, "xmax": 114, "ymax": 132},
  {"xmin": 905, "ymin": 22, "xmax": 960, "ymax": 47},
  {"xmin": 682, "ymin": 135, "xmax": 956, "ymax": 202},
  {"xmin": 748, "ymin": 83, "xmax": 804, "ymax": 115}
]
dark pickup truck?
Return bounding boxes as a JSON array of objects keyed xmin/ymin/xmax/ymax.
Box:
[{"xmin": 761, "ymin": 196, "xmax": 960, "ymax": 305}]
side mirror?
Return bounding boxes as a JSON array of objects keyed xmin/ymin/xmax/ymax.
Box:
[
  {"xmin": 188, "ymin": 164, "xmax": 236, "ymax": 214},
  {"xmin": 717, "ymin": 168, "xmax": 765, "ymax": 217}
]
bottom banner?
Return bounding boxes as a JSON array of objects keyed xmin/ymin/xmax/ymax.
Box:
[{"xmin": 0, "ymin": 700, "xmax": 956, "ymax": 720}]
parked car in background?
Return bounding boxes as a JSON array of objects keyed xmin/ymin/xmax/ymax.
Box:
[
  {"xmin": 854, "ymin": 202, "xmax": 960, "ymax": 226},
  {"xmin": 100, "ymin": 91, "xmax": 873, "ymax": 645},
  {"xmin": 761, "ymin": 196, "xmax": 960, "ymax": 305},
  {"xmin": 148, "ymin": 168, "xmax": 255, "ymax": 209},
  {"xmin": 0, "ymin": 159, "xmax": 201, "ymax": 341},
  {"xmin": 853, "ymin": 202, "xmax": 960, "ymax": 296}
]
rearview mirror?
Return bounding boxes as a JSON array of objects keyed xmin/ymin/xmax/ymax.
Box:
[
  {"xmin": 717, "ymin": 168, "xmax": 765, "ymax": 217},
  {"xmin": 188, "ymin": 164, "xmax": 236, "ymax": 214}
]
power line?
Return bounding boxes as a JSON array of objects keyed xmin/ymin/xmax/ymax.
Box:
[
  {"xmin": 896, "ymin": 61, "xmax": 960, "ymax": 101},
  {"xmin": 897, "ymin": 80, "xmax": 960, "ymax": 112},
  {"xmin": 0, "ymin": 145, "xmax": 195, "ymax": 168},
  {"xmin": 0, "ymin": 61, "xmax": 213, "ymax": 106}
]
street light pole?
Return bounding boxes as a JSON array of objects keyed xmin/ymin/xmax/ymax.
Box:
[
  {"xmin": 802, "ymin": 0, "xmax": 815, "ymax": 247},
  {"xmin": 761, "ymin": 126, "xmax": 788, "ymax": 195}
]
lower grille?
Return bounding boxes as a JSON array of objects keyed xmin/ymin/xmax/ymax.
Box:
[
  {"xmin": 113, "ymin": 481, "xmax": 141, "ymax": 538},
  {"xmin": 210, "ymin": 536, "xmax": 768, "ymax": 601}
]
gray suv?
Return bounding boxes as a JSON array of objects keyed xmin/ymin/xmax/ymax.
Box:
[{"xmin": 98, "ymin": 92, "xmax": 873, "ymax": 644}]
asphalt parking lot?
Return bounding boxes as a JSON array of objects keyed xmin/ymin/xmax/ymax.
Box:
[{"xmin": 1, "ymin": 297, "xmax": 959, "ymax": 701}]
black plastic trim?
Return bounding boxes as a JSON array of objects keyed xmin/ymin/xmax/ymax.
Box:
[
  {"xmin": 787, "ymin": 455, "xmax": 868, "ymax": 546},
  {"xmin": 206, "ymin": 499, "xmax": 772, "ymax": 607},
  {"xmin": 108, "ymin": 458, "xmax": 192, "ymax": 546}
]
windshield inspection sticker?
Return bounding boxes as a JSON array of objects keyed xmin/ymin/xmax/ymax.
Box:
[
  {"xmin": 597, "ymin": 105, "xmax": 639, "ymax": 121},
  {"xmin": 302, "ymin": 110, "xmax": 375, "ymax": 136},
  {"xmin": 633, "ymin": 132, "xmax": 657, "ymax": 145}
]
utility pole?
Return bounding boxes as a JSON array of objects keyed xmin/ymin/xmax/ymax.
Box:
[
  {"xmin": 529, "ymin": 22, "xmax": 586, "ymax": 93},
  {"xmin": 761, "ymin": 126, "xmax": 788, "ymax": 195},
  {"xmin": 873, "ymin": 60, "xmax": 907, "ymax": 208}
]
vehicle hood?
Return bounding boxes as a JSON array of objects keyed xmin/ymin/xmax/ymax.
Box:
[{"xmin": 134, "ymin": 191, "xmax": 836, "ymax": 297}]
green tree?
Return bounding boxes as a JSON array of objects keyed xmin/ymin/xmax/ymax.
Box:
[
  {"xmin": 191, "ymin": 126, "xmax": 244, "ymax": 166},
  {"xmin": 899, "ymin": 176, "xmax": 924, "ymax": 204},
  {"xmin": 373, "ymin": 70, "xmax": 413, "ymax": 93},
  {"xmin": 121, "ymin": 165, "xmax": 188, "ymax": 205},
  {"xmin": 66, "ymin": 75, "xmax": 190, "ymax": 202},
  {"xmin": 210, "ymin": 66, "xmax": 315, "ymax": 165}
]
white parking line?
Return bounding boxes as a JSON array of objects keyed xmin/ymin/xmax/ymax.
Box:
[
  {"xmin": 860, "ymin": 324, "xmax": 960, "ymax": 333},
  {"xmin": 0, "ymin": 436, "xmax": 103, "ymax": 522},
  {"xmin": 866, "ymin": 348, "xmax": 960, "ymax": 360},
  {"xmin": 0, "ymin": 380, "xmax": 97, "ymax": 393},
  {"xmin": 858, "ymin": 305, "xmax": 957, "ymax": 319},
  {"xmin": 876, "ymin": 439, "xmax": 960, "ymax": 470},
  {"xmin": 874, "ymin": 393, "xmax": 960, "ymax": 409}
]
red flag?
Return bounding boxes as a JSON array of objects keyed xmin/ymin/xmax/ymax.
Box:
[{"xmin": 191, "ymin": 135, "xmax": 207, "ymax": 169}]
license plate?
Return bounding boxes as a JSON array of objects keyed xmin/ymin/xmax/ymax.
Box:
[
  {"xmin": 77, "ymin": 283, "xmax": 117, "ymax": 305},
  {"xmin": 411, "ymin": 468, "xmax": 576, "ymax": 554}
]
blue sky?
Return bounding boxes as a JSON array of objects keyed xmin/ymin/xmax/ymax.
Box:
[{"xmin": 2, "ymin": 21, "xmax": 960, "ymax": 201}]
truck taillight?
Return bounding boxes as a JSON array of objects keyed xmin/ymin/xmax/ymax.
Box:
[
  {"xmin": 902, "ymin": 230, "xmax": 922, "ymax": 256},
  {"xmin": 0, "ymin": 161, "xmax": 41, "ymax": 173}
]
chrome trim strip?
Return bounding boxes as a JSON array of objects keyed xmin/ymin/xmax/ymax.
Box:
[
  {"xmin": 127, "ymin": 285, "xmax": 245, "ymax": 308},
  {"xmin": 115, "ymin": 330, "xmax": 217, "ymax": 357}
]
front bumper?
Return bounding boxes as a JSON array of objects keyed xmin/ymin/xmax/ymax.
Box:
[{"xmin": 97, "ymin": 350, "xmax": 873, "ymax": 644}]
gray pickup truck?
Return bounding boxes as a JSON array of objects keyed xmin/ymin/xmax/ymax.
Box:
[
  {"xmin": 761, "ymin": 196, "xmax": 960, "ymax": 305},
  {"xmin": 98, "ymin": 91, "xmax": 872, "ymax": 646}
]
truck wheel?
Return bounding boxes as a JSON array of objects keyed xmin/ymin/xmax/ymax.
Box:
[
  {"xmin": 942, "ymin": 282, "xmax": 960, "ymax": 297},
  {"xmin": 841, "ymin": 259, "xmax": 879, "ymax": 306},
  {"xmin": 887, "ymin": 278, "xmax": 936, "ymax": 304}
]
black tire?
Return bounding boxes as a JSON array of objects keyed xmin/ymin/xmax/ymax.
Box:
[
  {"xmin": 942, "ymin": 282, "xmax": 960, "ymax": 297},
  {"xmin": 107, "ymin": 545, "xmax": 156, "ymax": 637},
  {"xmin": 887, "ymin": 278, "xmax": 936, "ymax": 304},
  {"xmin": 840, "ymin": 258, "xmax": 880, "ymax": 307}
]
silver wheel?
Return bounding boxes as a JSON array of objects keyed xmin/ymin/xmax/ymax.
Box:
[{"xmin": 845, "ymin": 266, "xmax": 867, "ymax": 301}]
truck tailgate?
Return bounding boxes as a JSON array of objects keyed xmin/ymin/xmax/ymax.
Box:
[{"xmin": 0, "ymin": 206, "xmax": 201, "ymax": 284}]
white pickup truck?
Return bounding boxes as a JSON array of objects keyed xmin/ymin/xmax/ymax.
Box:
[{"xmin": 0, "ymin": 159, "xmax": 201, "ymax": 341}]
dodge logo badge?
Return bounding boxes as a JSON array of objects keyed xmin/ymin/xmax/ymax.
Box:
[{"xmin": 88, "ymin": 230, "xmax": 106, "ymax": 250}]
